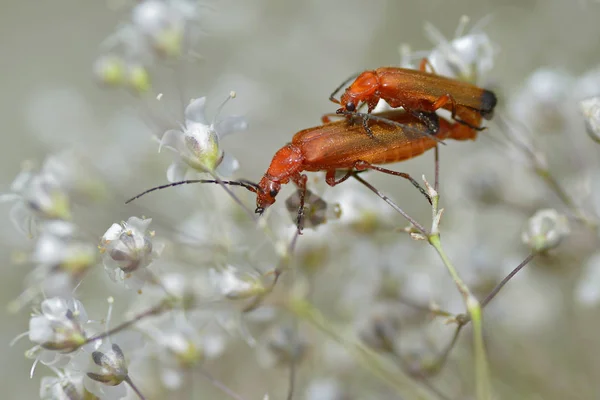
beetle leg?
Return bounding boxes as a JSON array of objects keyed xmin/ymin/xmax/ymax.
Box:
[
  {"xmin": 291, "ymin": 174, "xmax": 308, "ymax": 234},
  {"xmin": 409, "ymin": 110, "xmax": 440, "ymax": 134},
  {"xmin": 419, "ymin": 57, "xmax": 437, "ymax": 74},
  {"xmin": 430, "ymin": 95, "xmax": 485, "ymax": 131},
  {"xmin": 353, "ymin": 161, "xmax": 432, "ymax": 205},
  {"xmin": 326, "ymin": 169, "xmax": 354, "ymax": 187},
  {"xmin": 361, "ymin": 114, "xmax": 375, "ymax": 138}
]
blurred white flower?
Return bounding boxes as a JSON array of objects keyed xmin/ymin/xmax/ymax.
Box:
[
  {"xmin": 333, "ymin": 179, "xmax": 396, "ymax": 234},
  {"xmin": 94, "ymin": 54, "xmax": 127, "ymax": 87},
  {"xmin": 575, "ymin": 253, "xmax": 600, "ymax": 307},
  {"xmin": 160, "ymin": 94, "xmax": 247, "ymax": 181},
  {"xmin": 304, "ymin": 378, "xmax": 346, "ymax": 400},
  {"xmin": 139, "ymin": 312, "xmax": 226, "ymax": 389},
  {"xmin": 508, "ymin": 68, "xmax": 574, "ymax": 133},
  {"xmin": 580, "ymin": 97, "xmax": 600, "ymax": 143},
  {"xmin": 132, "ymin": 0, "xmax": 201, "ymax": 58},
  {"xmin": 401, "ymin": 16, "xmax": 497, "ymax": 83},
  {"xmin": 521, "ymin": 209, "xmax": 570, "ymax": 253},
  {"xmin": 26, "ymin": 298, "xmax": 89, "ymax": 370},
  {"xmin": 40, "ymin": 151, "xmax": 108, "ymax": 203},
  {"xmin": 71, "ymin": 340, "xmax": 130, "ymax": 399},
  {"xmin": 0, "ymin": 167, "xmax": 71, "ymax": 237},
  {"xmin": 29, "ymin": 221, "xmax": 97, "ymax": 299},
  {"xmin": 99, "ymin": 216, "xmax": 164, "ymax": 289},
  {"xmin": 39, "ymin": 373, "xmax": 87, "ymax": 400},
  {"xmin": 209, "ymin": 265, "xmax": 267, "ymax": 300}
]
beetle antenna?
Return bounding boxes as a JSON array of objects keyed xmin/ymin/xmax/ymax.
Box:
[
  {"xmin": 329, "ymin": 73, "xmax": 361, "ymax": 104},
  {"xmin": 126, "ymin": 179, "xmax": 260, "ymax": 204}
]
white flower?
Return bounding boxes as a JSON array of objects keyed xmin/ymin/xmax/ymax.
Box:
[
  {"xmin": 209, "ymin": 265, "xmax": 266, "ymax": 300},
  {"xmin": 138, "ymin": 312, "xmax": 227, "ymax": 390},
  {"xmin": 508, "ymin": 68, "xmax": 574, "ymax": 132},
  {"xmin": 28, "ymin": 221, "xmax": 97, "ymax": 299},
  {"xmin": 575, "ymin": 253, "xmax": 600, "ymax": 307},
  {"xmin": 39, "ymin": 373, "xmax": 87, "ymax": 400},
  {"xmin": 26, "ymin": 298, "xmax": 89, "ymax": 369},
  {"xmin": 0, "ymin": 168, "xmax": 71, "ymax": 237},
  {"xmin": 131, "ymin": 0, "xmax": 200, "ymax": 57},
  {"xmin": 159, "ymin": 94, "xmax": 247, "ymax": 181},
  {"xmin": 401, "ymin": 16, "xmax": 497, "ymax": 84},
  {"xmin": 521, "ymin": 209, "xmax": 570, "ymax": 253},
  {"xmin": 99, "ymin": 216, "xmax": 164, "ymax": 289},
  {"xmin": 70, "ymin": 340, "xmax": 130, "ymax": 399},
  {"xmin": 580, "ymin": 97, "xmax": 600, "ymax": 143},
  {"xmin": 305, "ymin": 379, "xmax": 346, "ymax": 400}
]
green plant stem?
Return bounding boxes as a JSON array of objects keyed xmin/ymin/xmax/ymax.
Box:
[
  {"xmin": 287, "ymin": 298, "xmax": 431, "ymax": 400},
  {"xmin": 428, "ymin": 234, "xmax": 491, "ymax": 400}
]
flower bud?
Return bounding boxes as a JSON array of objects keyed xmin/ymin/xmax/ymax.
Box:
[
  {"xmin": 522, "ymin": 209, "xmax": 570, "ymax": 252},
  {"xmin": 87, "ymin": 343, "xmax": 128, "ymax": 386},
  {"xmin": 580, "ymin": 97, "xmax": 600, "ymax": 143}
]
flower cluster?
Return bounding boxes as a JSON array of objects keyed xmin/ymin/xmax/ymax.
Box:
[
  {"xmin": 7, "ymin": 4, "xmax": 600, "ymax": 400},
  {"xmin": 94, "ymin": 0, "xmax": 205, "ymax": 94}
]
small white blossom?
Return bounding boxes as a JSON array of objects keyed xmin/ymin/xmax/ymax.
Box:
[
  {"xmin": 159, "ymin": 94, "xmax": 247, "ymax": 181},
  {"xmin": 94, "ymin": 54, "xmax": 127, "ymax": 87},
  {"xmin": 305, "ymin": 378, "xmax": 346, "ymax": 400},
  {"xmin": 209, "ymin": 265, "xmax": 266, "ymax": 300},
  {"xmin": 131, "ymin": 0, "xmax": 201, "ymax": 58},
  {"xmin": 71, "ymin": 340, "xmax": 130, "ymax": 399},
  {"xmin": 39, "ymin": 373, "xmax": 87, "ymax": 400},
  {"xmin": 28, "ymin": 221, "xmax": 97, "ymax": 299},
  {"xmin": 401, "ymin": 16, "xmax": 497, "ymax": 83},
  {"xmin": 580, "ymin": 97, "xmax": 600, "ymax": 143},
  {"xmin": 522, "ymin": 209, "xmax": 570, "ymax": 252},
  {"xmin": 0, "ymin": 168, "xmax": 71, "ymax": 237},
  {"xmin": 575, "ymin": 253, "xmax": 600, "ymax": 307},
  {"xmin": 139, "ymin": 312, "xmax": 226, "ymax": 389},
  {"xmin": 508, "ymin": 68, "xmax": 574, "ymax": 132},
  {"xmin": 99, "ymin": 216, "xmax": 164, "ymax": 289},
  {"xmin": 26, "ymin": 298, "xmax": 89, "ymax": 370}
]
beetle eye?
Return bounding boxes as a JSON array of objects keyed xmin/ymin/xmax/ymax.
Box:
[
  {"xmin": 345, "ymin": 102, "xmax": 356, "ymax": 112},
  {"xmin": 269, "ymin": 189, "xmax": 278, "ymax": 198}
]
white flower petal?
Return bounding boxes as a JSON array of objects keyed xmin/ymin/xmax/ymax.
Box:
[
  {"xmin": 0, "ymin": 193, "xmax": 21, "ymax": 203},
  {"xmin": 576, "ymin": 254, "xmax": 600, "ymax": 307},
  {"xmin": 9, "ymin": 202, "xmax": 35, "ymax": 237},
  {"xmin": 215, "ymin": 115, "xmax": 248, "ymax": 138},
  {"xmin": 215, "ymin": 152, "xmax": 239, "ymax": 177},
  {"xmin": 29, "ymin": 316, "xmax": 53, "ymax": 344},
  {"xmin": 161, "ymin": 367, "xmax": 184, "ymax": 389},
  {"xmin": 159, "ymin": 129, "xmax": 185, "ymax": 153},
  {"xmin": 11, "ymin": 170, "xmax": 34, "ymax": 192},
  {"xmin": 184, "ymin": 97, "xmax": 208, "ymax": 125},
  {"xmin": 167, "ymin": 161, "xmax": 189, "ymax": 182},
  {"xmin": 126, "ymin": 216, "xmax": 152, "ymax": 233},
  {"xmin": 103, "ymin": 223, "xmax": 123, "ymax": 241}
]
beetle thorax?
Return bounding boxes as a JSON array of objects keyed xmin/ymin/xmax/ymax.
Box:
[
  {"xmin": 255, "ymin": 144, "xmax": 304, "ymax": 212},
  {"xmin": 340, "ymin": 70, "xmax": 380, "ymax": 109}
]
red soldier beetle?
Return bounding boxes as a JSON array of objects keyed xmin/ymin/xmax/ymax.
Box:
[
  {"xmin": 329, "ymin": 59, "xmax": 497, "ymax": 136},
  {"xmin": 126, "ymin": 110, "xmax": 478, "ymax": 232}
]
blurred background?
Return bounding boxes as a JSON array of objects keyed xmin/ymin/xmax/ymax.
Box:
[{"xmin": 2, "ymin": 0, "xmax": 600, "ymax": 399}]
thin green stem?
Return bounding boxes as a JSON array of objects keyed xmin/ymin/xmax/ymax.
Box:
[
  {"xmin": 467, "ymin": 295, "xmax": 491, "ymax": 400},
  {"xmin": 427, "ymin": 235, "xmax": 491, "ymax": 400}
]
